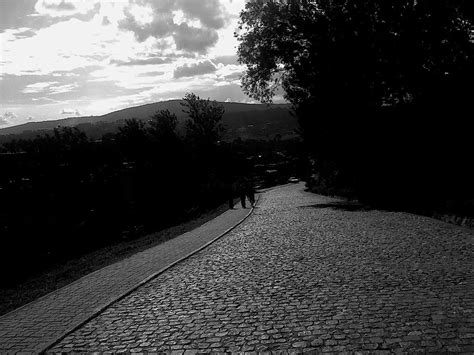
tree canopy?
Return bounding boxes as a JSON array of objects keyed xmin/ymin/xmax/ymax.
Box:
[
  {"xmin": 237, "ymin": 0, "xmax": 473, "ymax": 111},
  {"xmin": 148, "ymin": 109, "xmax": 179, "ymax": 145},
  {"xmin": 181, "ymin": 93, "xmax": 225, "ymax": 148},
  {"xmin": 237, "ymin": 0, "xmax": 474, "ymax": 207}
]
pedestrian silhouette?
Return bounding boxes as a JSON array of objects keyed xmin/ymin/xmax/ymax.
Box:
[
  {"xmin": 245, "ymin": 179, "xmax": 255, "ymax": 207},
  {"xmin": 237, "ymin": 178, "xmax": 247, "ymax": 208}
]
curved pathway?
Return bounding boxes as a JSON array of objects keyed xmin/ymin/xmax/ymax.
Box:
[
  {"xmin": 0, "ymin": 203, "xmax": 252, "ymax": 353},
  {"xmin": 50, "ymin": 183, "xmax": 474, "ymax": 353}
]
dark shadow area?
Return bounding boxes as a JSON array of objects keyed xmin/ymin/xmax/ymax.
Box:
[
  {"xmin": 0, "ymin": 93, "xmax": 309, "ymax": 309},
  {"xmin": 300, "ymin": 202, "xmax": 373, "ymax": 212},
  {"xmin": 237, "ymin": 1, "xmax": 474, "ymax": 227}
]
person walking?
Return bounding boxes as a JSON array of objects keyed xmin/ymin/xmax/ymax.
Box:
[
  {"xmin": 237, "ymin": 178, "xmax": 247, "ymax": 208},
  {"xmin": 245, "ymin": 179, "xmax": 255, "ymax": 207}
]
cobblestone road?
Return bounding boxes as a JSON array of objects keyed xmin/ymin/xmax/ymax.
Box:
[
  {"xmin": 51, "ymin": 183, "xmax": 474, "ymax": 353},
  {"xmin": 0, "ymin": 204, "xmax": 250, "ymax": 353}
]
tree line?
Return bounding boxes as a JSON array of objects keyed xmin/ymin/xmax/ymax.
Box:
[{"xmin": 0, "ymin": 93, "xmax": 256, "ymax": 285}]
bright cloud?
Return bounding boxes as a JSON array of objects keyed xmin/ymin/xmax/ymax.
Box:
[{"xmin": 22, "ymin": 81, "xmax": 60, "ymax": 94}]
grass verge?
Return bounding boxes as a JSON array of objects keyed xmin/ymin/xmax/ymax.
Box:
[{"xmin": 0, "ymin": 201, "xmax": 231, "ymax": 317}]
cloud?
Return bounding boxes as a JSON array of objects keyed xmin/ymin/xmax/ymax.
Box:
[
  {"xmin": 0, "ymin": 112, "xmax": 17, "ymax": 126},
  {"xmin": 102, "ymin": 16, "xmax": 111, "ymax": 26},
  {"xmin": 176, "ymin": 0, "xmax": 227, "ymax": 29},
  {"xmin": 222, "ymin": 71, "xmax": 242, "ymax": 81},
  {"xmin": 213, "ymin": 55, "xmax": 238, "ymax": 65},
  {"xmin": 110, "ymin": 57, "xmax": 172, "ymax": 66},
  {"xmin": 22, "ymin": 81, "xmax": 60, "ymax": 94},
  {"xmin": 13, "ymin": 28, "xmax": 37, "ymax": 39},
  {"xmin": 118, "ymin": 2, "xmax": 175, "ymax": 42},
  {"xmin": 35, "ymin": 0, "xmax": 99, "ymax": 17},
  {"xmin": 49, "ymin": 83, "xmax": 79, "ymax": 94},
  {"xmin": 174, "ymin": 60, "xmax": 217, "ymax": 78},
  {"xmin": 137, "ymin": 71, "xmax": 165, "ymax": 77},
  {"xmin": 173, "ymin": 23, "xmax": 218, "ymax": 53},
  {"xmin": 21, "ymin": 81, "xmax": 78, "ymax": 95},
  {"xmin": 117, "ymin": 0, "xmax": 227, "ymax": 53},
  {"xmin": 60, "ymin": 108, "xmax": 81, "ymax": 115}
]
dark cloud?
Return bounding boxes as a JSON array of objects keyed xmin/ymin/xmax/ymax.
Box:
[
  {"xmin": 0, "ymin": 0, "xmax": 37, "ymax": 32},
  {"xmin": 110, "ymin": 57, "xmax": 173, "ymax": 66},
  {"xmin": 34, "ymin": 0, "xmax": 100, "ymax": 17},
  {"xmin": 223, "ymin": 72, "xmax": 242, "ymax": 81},
  {"xmin": 119, "ymin": 4, "xmax": 174, "ymax": 42},
  {"xmin": 117, "ymin": 0, "xmax": 227, "ymax": 53},
  {"xmin": 0, "ymin": 74, "xmax": 56, "ymax": 104},
  {"xmin": 174, "ymin": 23, "xmax": 218, "ymax": 53},
  {"xmin": 42, "ymin": 0, "xmax": 76, "ymax": 11},
  {"xmin": 177, "ymin": 0, "xmax": 226, "ymax": 29},
  {"xmin": 0, "ymin": 0, "xmax": 98, "ymax": 32},
  {"xmin": 12, "ymin": 28, "xmax": 36, "ymax": 39},
  {"xmin": 213, "ymin": 55, "xmax": 238, "ymax": 66},
  {"xmin": 137, "ymin": 71, "xmax": 165, "ymax": 77},
  {"xmin": 0, "ymin": 111, "xmax": 17, "ymax": 126},
  {"xmin": 102, "ymin": 16, "xmax": 111, "ymax": 26},
  {"xmin": 174, "ymin": 60, "xmax": 217, "ymax": 78}
]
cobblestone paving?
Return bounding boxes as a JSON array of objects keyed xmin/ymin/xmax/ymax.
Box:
[
  {"xmin": 51, "ymin": 183, "xmax": 474, "ymax": 353},
  {"xmin": 0, "ymin": 205, "xmax": 250, "ymax": 353}
]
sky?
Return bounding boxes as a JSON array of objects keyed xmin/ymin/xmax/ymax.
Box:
[{"xmin": 0, "ymin": 0, "xmax": 270, "ymax": 128}]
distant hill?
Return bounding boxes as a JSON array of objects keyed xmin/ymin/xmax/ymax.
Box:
[{"xmin": 0, "ymin": 100, "xmax": 298, "ymax": 143}]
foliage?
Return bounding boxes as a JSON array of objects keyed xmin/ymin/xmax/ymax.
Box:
[
  {"xmin": 181, "ymin": 93, "xmax": 225, "ymax": 147},
  {"xmin": 236, "ymin": 0, "xmax": 474, "ymax": 210},
  {"xmin": 148, "ymin": 109, "xmax": 179, "ymax": 145},
  {"xmin": 0, "ymin": 93, "xmax": 265, "ymax": 287},
  {"xmin": 237, "ymin": 0, "xmax": 473, "ymax": 109}
]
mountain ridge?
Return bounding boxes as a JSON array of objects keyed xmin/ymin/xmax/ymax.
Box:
[{"xmin": 0, "ymin": 100, "xmax": 297, "ymax": 142}]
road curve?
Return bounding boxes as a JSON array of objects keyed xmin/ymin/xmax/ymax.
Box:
[{"xmin": 51, "ymin": 183, "xmax": 474, "ymax": 353}]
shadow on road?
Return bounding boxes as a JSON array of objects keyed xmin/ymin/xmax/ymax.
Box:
[{"xmin": 300, "ymin": 202, "xmax": 372, "ymax": 212}]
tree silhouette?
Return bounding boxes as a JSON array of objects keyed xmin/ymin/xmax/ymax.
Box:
[
  {"xmin": 148, "ymin": 109, "xmax": 179, "ymax": 146},
  {"xmin": 236, "ymin": 0, "xmax": 474, "ymax": 208},
  {"xmin": 237, "ymin": 0, "xmax": 473, "ymax": 111},
  {"xmin": 181, "ymin": 93, "xmax": 225, "ymax": 148},
  {"xmin": 117, "ymin": 118, "xmax": 148, "ymax": 162}
]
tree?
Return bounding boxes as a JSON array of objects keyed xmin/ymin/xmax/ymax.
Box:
[
  {"xmin": 236, "ymin": 0, "xmax": 474, "ymax": 206},
  {"xmin": 236, "ymin": 0, "xmax": 473, "ymax": 143},
  {"xmin": 148, "ymin": 109, "xmax": 179, "ymax": 145},
  {"xmin": 181, "ymin": 93, "xmax": 225, "ymax": 148},
  {"xmin": 237, "ymin": 0, "xmax": 473, "ymax": 111},
  {"xmin": 117, "ymin": 118, "xmax": 148, "ymax": 161}
]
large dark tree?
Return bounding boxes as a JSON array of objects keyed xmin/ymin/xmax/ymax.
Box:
[
  {"xmin": 237, "ymin": 0, "xmax": 474, "ymax": 209},
  {"xmin": 237, "ymin": 0, "xmax": 473, "ymax": 110}
]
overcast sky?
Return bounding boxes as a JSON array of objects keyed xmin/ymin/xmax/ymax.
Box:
[{"xmin": 0, "ymin": 0, "xmax": 271, "ymax": 127}]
